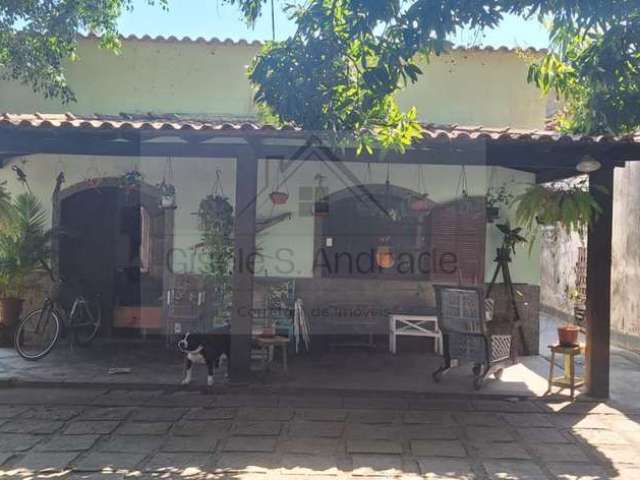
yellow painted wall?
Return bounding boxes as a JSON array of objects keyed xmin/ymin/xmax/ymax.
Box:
[{"xmin": 0, "ymin": 38, "xmax": 548, "ymax": 128}]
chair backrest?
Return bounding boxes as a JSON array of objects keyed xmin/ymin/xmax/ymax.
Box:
[{"xmin": 434, "ymin": 285, "xmax": 485, "ymax": 335}]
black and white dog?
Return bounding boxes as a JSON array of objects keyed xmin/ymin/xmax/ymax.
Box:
[{"xmin": 177, "ymin": 332, "xmax": 230, "ymax": 386}]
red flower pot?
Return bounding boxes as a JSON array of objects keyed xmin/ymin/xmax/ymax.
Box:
[
  {"xmin": 558, "ymin": 325, "xmax": 580, "ymax": 347},
  {"xmin": 410, "ymin": 196, "xmax": 431, "ymax": 212},
  {"xmin": 269, "ymin": 191, "xmax": 289, "ymax": 205}
]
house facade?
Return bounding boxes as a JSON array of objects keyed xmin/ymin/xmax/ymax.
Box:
[{"xmin": 1, "ymin": 36, "xmax": 560, "ymax": 356}]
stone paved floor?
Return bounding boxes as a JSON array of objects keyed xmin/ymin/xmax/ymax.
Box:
[{"xmin": 0, "ymin": 386, "xmax": 639, "ymax": 479}]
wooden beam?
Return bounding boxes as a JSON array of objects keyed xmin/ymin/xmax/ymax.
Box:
[
  {"xmin": 585, "ymin": 166, "xmax": 614, "ymax": 398},
  {"xmin": 229, "ymin": 147, "xmax": 259, "ymax": 378}
]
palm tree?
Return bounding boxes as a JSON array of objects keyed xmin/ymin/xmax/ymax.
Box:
[{"xmin": 0, "ymin": 193, "xmax": 51, "ymax": 298}]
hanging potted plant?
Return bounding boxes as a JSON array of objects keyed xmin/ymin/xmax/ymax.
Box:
[
  {"xmin": 158, "ymin": 157, "xmax": 177, "ymax": 210},
  {"xmin": 375, "ymin": 236, "xmax": 395, "ymax": 270},
  {"xmin": 313, "ymin": 174, "xmax": 329, "ymax": 217},
  {"xmin": 269, "ymin": 160, "xmax": 290, "ymax": 205},
  {"xmin": 119, "ymin": 170, "xmax": 144, "ymax": 195},
  {"xmin": 513, "ymin": 178, "xmax": 602, "ymax": 247},
  {"xmin": 486, "ymin": 184, "xmax": 514, "ymax": 223},
  {"xmin": 0, "ymin": 193, "xmax": 51, "ymax": 329},
  {"xmin": 409, "ymin": 165, "xmax": 432, "ymax": 213}
]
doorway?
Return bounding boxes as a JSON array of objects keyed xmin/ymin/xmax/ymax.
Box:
[{"xmin": 55, "ymin": 178, "xmax": 173, "ymax": 337}]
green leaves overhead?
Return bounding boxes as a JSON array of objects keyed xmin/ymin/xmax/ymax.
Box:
[{"xmin": 0, "ymin": 1, "xmax": 167, "ymax": 103}]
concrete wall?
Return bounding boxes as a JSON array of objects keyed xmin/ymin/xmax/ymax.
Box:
[{"xmin": 0, "ymin": 38, "xmax": 548, "ymax": 128}]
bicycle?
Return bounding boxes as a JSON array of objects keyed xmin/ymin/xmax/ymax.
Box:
[{"xmin": 14, "ymin": 276, "xmax": 102, "ymax": 361}]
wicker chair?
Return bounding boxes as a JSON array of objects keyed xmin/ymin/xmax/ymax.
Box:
[{"xmin": 432, "ymin": 285, "xmax": 512, "ymax": 390}]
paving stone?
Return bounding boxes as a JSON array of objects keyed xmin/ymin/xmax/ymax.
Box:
[
  {"xmin": 472, "ymin": 400, "xmax": 539, "ymax": 413},
  {"xmin": 416, "ymin": 458, "xmax": 475, "ymax": 480},
  {"xmin": 343, "ymin": 397, "xmax": 409, "ymax": 410},
  {"xmin": 144, "ymin": 452, "xmax": 214, "ymax": 473},
  {"xmin": 115, "ymin": 421, "xmax": 171, "ymax": 435},
  {"xmin": 411, "ymin": 440, "xmax": 467, "ymax": 458},
  {"xmin": 72, "ymin": 452, "xmax": 146, "ymax": 472},
  {"xmin": 591, "ymin": 445, "xmax": 640, "ymax": 466},
  {"xmin": 148, "ymin": 392, "xmax": 215, "ymax": 407},
  {"xmin": 183, "ymin": 407, "xmax": 235, "ymax": 420},
  {"xmin": 97, "ymin": 435, "xmax": 164, "ymax": 454},
  {"xmin": 483, "ymin": 460, "xmax": 547, "ymax": 480},
  {"xmin": 0, "ymin": 388, "xmax": 106, "ymax": 406},
  {"xmin": 465, "ymin": 426, "xmax": 515, "ymax": 442},
  {"xmin": 454, "ymin": 412, "xmax": 503, "ymax": 426},
  {"xmin": 529, "ymin": 444, "xmax": 590, "ymax": 463},
  {"xmin": 215, "ymin": 452, "xmax": 281, "ymax": 472},
  {"xmin": 546, "ymin": 462, "xmax": 610, "ymax": 480},
  {"xmin": 279, "ymin": 395, "xmax": 343, "ymax": 409},
  {"xmin": 161, "ymin": 435, "xmax": 219, "ymax": 452},
  {"xmin": 404, "ymin": 411, "xmax": 457, "ymax": 425},
  {"xmin": 408, "ymin": 399, "xmax": 473, "ymax": 411},
  {"xmin": 550, "ymin": 414, "xmax": 611, "ymax": 430},
  {"xmin": 351, "ymin": 454, "xmax": 410, "ymax": 476},
  {"xmin": 171, "ymin": 420, "xmax": 231, "ymax": 436},
  {"xmin": 281, "ymin": 453, "xmax": 342, "ymax": 475},
  {"xmin": 517, "ymin": 427, "xmax": 573, "ymax": 444},
  {"xmin": 0, "ymin": 406, "xmax": 28, "ymax": 418},
  {"xmin": 223, "ymin": 436, "xmax": 277, "ymax": 452},
  {"xmin": 606, "ymin": 416, "xmax": 640, "ymax": 433},
  {"xmin": 232, "ymin": 421, "xmax": 282, "ymax": 436},
  {"xmin": 346, "ymin": 440, "xmax": 403, "ymax": 455},
  {"xmin": 91, "ymin": 390, "xmax": 162, "ymax": 406},
  {"xmin": 288, "ymin": 420, "xmax": 344, "ymax": 438},
  {"xmin": 571, "ymin": 428, "xmax": 630, "ymax": 446},
  {"xmin": 474, "ymin": 443, "xmax": 532, "ymax": 460},
  {"xmin": 502, "ymin": 413, "xmax": 554, "ymax": 428},
  {"xmin": 37, "ymin": 435, "xmax": 100, "ymax": 452},
  {"xmin": 0, "ymin": 452, "xmax": 14, "ymax": 466},
  {"xmin": 344, "ymin": 423, "xmax": 396, "ymax": 440},
  {"xmin": 215, "ymin": 394, "xmax": 279, "ymax": 408},
  {"xmin": 77, "ymin": 407, "xmax": 134, "ymax": 421},
  {"xmin": 0, "ymin": 419, "xmax": 64, "ymax": 434},
  {"xmin": 20, "ymin": 406, "xmax": 82, "ymax": 421},
  {"xmin": 296, "ymin": 409, "xmax": 349, "ymax": 422},
  {"xmin": 130, "ymin": 407, "xmax": 187, "ymax": 422},
  {"xmin": 398, "ymin": 425, "xmax": 459, "ymax": 440},
  {"xmin": 280, "ymin": 437, "xmax": 340, "ymax": 455},
  {"xmin": 11, "ymin": 451, "xmax": 79, "ymax": 472},
  {"xmin": 613, "ymin": 467, "xmax": 640, "ymax": 480},
  {"xmin": 64, "ymin": 421, "xmax": 120, "ymax": 435},
  {"xmin": 237, "ymin": 407, "xmax": 294, "ymax": 421},
  {"xmin": 348, "ymin": 409, "xmax": 399, "ymax": 424},
  {"xmin": 0, "ymin": 433, "xmax": 43, "ymax": 451}
]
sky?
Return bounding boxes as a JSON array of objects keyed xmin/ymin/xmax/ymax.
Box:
[{"xmin": 118, "ymin": 0, "xmax": 551, "ymax": 49}]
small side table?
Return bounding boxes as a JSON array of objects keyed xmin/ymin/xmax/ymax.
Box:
[
  {"xmin": 255, "ymin": 335, "xmax": 290, "ymax": 374},
  {"xmin": 389, "ymin": 314, "xmax": 442, "ymax": 355},
  {"xmin": 546, "ymin": 344, "xmax": 585, "ymax": 400}
]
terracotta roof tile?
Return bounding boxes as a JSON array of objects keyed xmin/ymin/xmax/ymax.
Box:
[{"xmin": 0, "ymin": 112, "xmax": 636, "ymax": 145}]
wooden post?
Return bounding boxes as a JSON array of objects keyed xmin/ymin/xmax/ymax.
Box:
[
  {"xmin": 585, "ymin": 167, "xmax": 614, "ymax": 398},
  {"xmin": 230, "ymin": 148, "xmax": 259, "ymax": 378}
]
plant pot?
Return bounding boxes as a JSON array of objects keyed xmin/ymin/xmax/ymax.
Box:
[
  {"xmin": 486, "ymin": 206, "xmax": 499, "ymax": 223},
  {"xmin": 260, "ymin": 326, "xmax": 276, "ymax": 338},
  {"xmin": 558, "ymin": 325, "xmax": 580, "ymax": 347},
  {"xmin": 409, "ymin": 196, "xmax": 431, "ymax": 213},
  {"xmin": 0, "ymin": 298, "xmax": 24, "ymax": 328},
  {"xmin": 375, "ymin": 245, "xmax": 395, "ymax": 269},
  {"xmin": 269, "ymin": 191, "xmax": 289, "ymax": 205},
  {"xmin": 314, "ymin": 201, "xmax": 330, "ymax": 217}
]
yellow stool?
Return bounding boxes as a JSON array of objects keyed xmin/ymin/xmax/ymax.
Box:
[{"xmin": 546, "ymin": 344, "xmax": 585, "ymax": 400}]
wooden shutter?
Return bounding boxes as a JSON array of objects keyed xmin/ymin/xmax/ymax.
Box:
[{"xmin": 429, "ymin": 198, "xmax": 486, "ymax": 285}]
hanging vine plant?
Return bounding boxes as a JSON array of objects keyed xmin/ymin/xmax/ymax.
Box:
[
  {"xmin": 513, "ymin": 178, "xmax": 603, "ymax": 247},
  {"xmin": 197, "ymin": 170, "xmax": 235, "ymax": 311}
]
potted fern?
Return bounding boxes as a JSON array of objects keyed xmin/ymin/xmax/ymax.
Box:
[
  {"xmin": 513, "ymin": 178, "xmax": 602, "ymax": 246},
  {"xmin": 0, "ymin": 193, "xmax": 51, "ymax": 328}
]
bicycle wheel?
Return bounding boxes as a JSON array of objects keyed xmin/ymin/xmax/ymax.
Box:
[
  {"xmin": 73, "ymin": 297, "xmax": 101, "ymax": 346},
  {"xmin": 14, "ymin": 307, "xmax": 61, "ymax": 360}
]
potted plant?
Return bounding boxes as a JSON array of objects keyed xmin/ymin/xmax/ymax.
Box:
[
  {"xmin": 409, "ymin": 193, "xmax": 432, "ymax": 213},
  {"xmin": 513, "ymin": 179, "xmax": 602, "ymax": 244},
  {"xmin": 0, "ymin": 193, "xmax": 51, "ymax": 328},
  {"xmin": 486, "ymin": 184, "xmax": 514, "ymax": 223},
  {"xmin": 269, "ymin": 191, "xmax": 289, "ymax": 205},
  {"xmin": 558, "ymin": 324, "xmax": 580, "ymax": 347}
]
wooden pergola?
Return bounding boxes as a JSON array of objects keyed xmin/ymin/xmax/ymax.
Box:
[{"xmin": 2, "ymin": 114, "xmax": 640, "ymax": 398}]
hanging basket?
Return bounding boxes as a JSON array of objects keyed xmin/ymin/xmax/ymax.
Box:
[
  {"xmin": 410, "ymin": 195, "xmax": 431, "ymax": 213},
  {"xmin": 270, "ymin": 191, "xmax": 289, "ymax": 205},
  {"xmin": 375, "ymin": 245, "xmax": 395, "ymax": 269}
]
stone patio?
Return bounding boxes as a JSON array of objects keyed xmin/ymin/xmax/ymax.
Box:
[{"xmin": 0, "ymin": 386, "xmax": 639, "ymax": 479}]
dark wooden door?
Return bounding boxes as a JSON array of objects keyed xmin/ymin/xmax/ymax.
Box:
[{"xmin": 59, "ymin": 188, "xmax": 119, "ymax": 333}]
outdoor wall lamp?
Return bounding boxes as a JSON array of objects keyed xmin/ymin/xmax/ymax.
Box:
[{"xmin": 576, "ymin": 155, "xmax": 602, "ymax": 173}]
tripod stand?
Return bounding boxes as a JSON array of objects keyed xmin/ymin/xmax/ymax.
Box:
[{"xmin": 486, "ymin": 247, "xmax": 529, "ymax": 357}]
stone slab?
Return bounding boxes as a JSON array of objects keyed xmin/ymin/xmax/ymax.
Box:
[
  {"xmin": 288, "ymin": 420, "xmax": 344, "ymax": 438},
  {"xmin": 232, "ymin": 421, "xmax": 282, "ymax": 436},
  {"xmin": 97, "ymin": 435, "xmax": 164, "ymax": 454},
  {"xmin": 64, "ymin": 421, "xmax": 120, "ymax": 435},
  {"xmin": 483, "ymin": 460, "xmax": 547, "ymax": 480},
  {"xmin": 72, "ymin": 452, "xmax": 146, "ymax": 472},
  {"xmin": 161, "ymin": 435, "xmax": 219, "ymax": 452},
  {"xmin": 37, "ymin": 435, "xmax": 100, "ymax": 452},
  {"xmin": 411, "ymin": 440, "xmax": 467, "ymax": 458},
  {"xmin": 0, "ymin": 433, "xmax": 43, "ymax": 451},
  {"xmin": 416, "ymin": 458, "xmax": 476, "ymax": 480},
  {"xmin": 347, "ymin": 440, "xmax": 403, "ymax": 455},
  {"xmin": 115, "ymin": 421, "xmax": 171, "ymax": 435},
  {"xmin": 12, "ymin": 452, "xmax": 79, "ymax": 472},
  {"xmin": 222, "ymin": 436, "xmax": 277, "ymax": 453}
]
